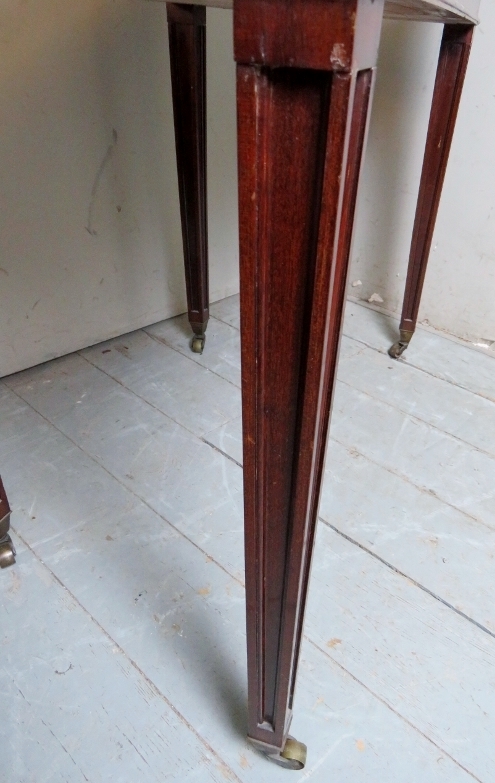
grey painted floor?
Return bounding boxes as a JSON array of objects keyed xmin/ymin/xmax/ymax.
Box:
[{"xmin": 1, "ymin": 297, "xmax": 495, "ymax": 783}]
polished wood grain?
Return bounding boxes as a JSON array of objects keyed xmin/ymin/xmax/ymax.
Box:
[
  {"xmin": 235, "ymin": 0, "xmax": 384, "ymax": 757},
  {"xmin": 163, "ymin": 0, "xmax": 478, "ymax": 764},
  {"xmin": 167, "ymin": 4, "xmax": 209, "ymax": 347},
  {"xmin": 390, "ymin": 23, "xmax": 474, "ymax": 358}
]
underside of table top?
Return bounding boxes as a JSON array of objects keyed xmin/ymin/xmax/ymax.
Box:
[
  {"xmin": 156, "ymin": 0, "xmax": 479, "ymax": 24},
  {"xmin": 385, "ymin": 0, "xmax": 478, "ymax": 22}
]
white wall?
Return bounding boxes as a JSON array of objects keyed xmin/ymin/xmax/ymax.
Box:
[
  {"xmin": 0, "ymin": 1, "xmax": 238, "ymax": 377},
  {"xmin": 1, "ymin": 2, "xmax": 493, "ymax": 378},
  {"xmin": 351, "ymin": 9, "xmax": 495, "ymax": 346}
]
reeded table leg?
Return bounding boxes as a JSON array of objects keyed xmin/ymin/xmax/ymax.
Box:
[
  {"xmin": 0, "ymin": 477, "xmax": 15, "ymax": 569},
  {"xmin": 235, "ymin": 0, "xmax": 384, "ymax": 766},
  {"xmin": 389, "ymin": 23, "xmax": 474, "ymax": 359},
  {"xmin": 167, "ymin": 3, "xmax": 209, "ymax": 354}
]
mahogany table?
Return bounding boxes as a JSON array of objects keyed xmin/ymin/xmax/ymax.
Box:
[
  {"xmin": 0, "ymin": 478, "xmax": 12, "ymax": 569},
  {"xmin": 165, "ymin": 0, "xmax": 479, "ymax": 768},
  {"xmin": 0, "ymin": 0, "xmax": 480, "ymax": 771}
]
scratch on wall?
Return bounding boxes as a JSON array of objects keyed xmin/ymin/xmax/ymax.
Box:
[{"xmin": 85, "ymin": 128, "xmax": 118, "ymax": 236}]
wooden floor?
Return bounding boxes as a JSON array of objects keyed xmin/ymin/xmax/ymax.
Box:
[{"xmin": 1, "ymin": 296, "xmax": 494, "ymax": 782}]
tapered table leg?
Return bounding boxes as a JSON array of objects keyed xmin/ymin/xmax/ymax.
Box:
[
  {"xmin": 235, "ymin": 0, "xmax": 384, "ymax": 767},
  {"xmin": 0, "ymin": 477, "xmax": 15, "ymax": 569},
  {"xmin": 167, "ymin": 4, "xmax": 209, "ymax": 355},
  {"xmin": 389, "ymin": 24, "xmax": 474, "ymax": 359}
]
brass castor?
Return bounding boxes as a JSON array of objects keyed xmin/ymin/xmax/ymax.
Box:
[
  {"xmin": 388, "ymin": 328, "xmax": 413, "ymax": 360},
  {"xmin": 191, "ymin": 335, "xmax": 205, "ymax": 355},
  {"xmin": 0, "ymin": 535, "xmax": 16, "ymax": 569},
  {"xmin": 270, "ymin": 737, "xmax": 307, "ymax": 771},
  {"xmin": 388, "ymin": 340, "xmax": 408, "ymax": 359}
]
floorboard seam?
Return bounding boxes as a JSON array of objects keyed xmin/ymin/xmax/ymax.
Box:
[
  {"xmin": 201, "ymin": 437, "xmax": 243, "ymax": 468},
  {"xmin": 305, "ymin": 637, "xmax": 484, "ymax": 783},
  {"xmin": 209, "ymin": 313, "xmax": 240, "ymax": 332},
  {"xmin": 342, "ymin": 330, "xmax": 495, "ymax": 405},
  {"xmin": 346, "ymin": 298, "xmax": 495, "ymax": 360},
  {"xmin": 77, "ymin": 350, "xmax": 238, "ymax": 441},
  {"xmin": 330, "ymin": 433, "xmax": 495, "ymax": 534},
  {"xmin": 201, "ymin": 412, "xmax": 242, "ymax": 440},
  {"xmin": 144, "ymin": 324, "xmax": 242, "ymax": 391},
  {"xmin": 337, "ymin": 374, "xmax": 495, "ymax": 461},
  {"xmin": 5, "ymin": 385, "xmax": 238, "ymax": 585},
  {"xmin": 320, "ymin": 517, "xmax": 495, "ymax": 642},
  {"xmin": 11, "ymin": 527, "xmax": 245, "ymax": 783}
]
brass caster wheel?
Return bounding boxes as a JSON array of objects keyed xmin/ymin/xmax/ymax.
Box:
[
  {"xmin": 388, "ymin": 340, "xmax": 408, "ymax": 359},
  {"xmin": 0, "ymin": 535, "xmax": 16, "ymax": 569},
  {"xmin": 191, "ymin": 335, "xmax": 205, "ymax": 355},
  {"xmin": 389, "ymin": 329, "xmax": 413, "ymax": 360},
  {"xmin": 270, "ymin": 737, "xmax": 307, "ymax": 771}
]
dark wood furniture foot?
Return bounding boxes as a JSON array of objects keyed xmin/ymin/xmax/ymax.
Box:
[
  {"xmin": 0, "ymin": 477, "xmax": 15, "ymax": 569},
  {"xmin": 235, "ymin": 0, "xmax": 384, "ymax": 766},
  {"xmin": 389, "ymin": 23, "xmax": 474, "ymax": 359},
  {"xmin": 167, "ymin": 3, "xmax": 209, "ymax": 355}
]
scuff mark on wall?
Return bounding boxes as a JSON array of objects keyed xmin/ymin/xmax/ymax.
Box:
[{"xmin": 85, "ymin": 128, "xmax": 118, "ymax": 237}]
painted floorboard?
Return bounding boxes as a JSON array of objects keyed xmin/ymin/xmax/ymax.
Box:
[
  {"xmin": 3, "ymin": 372, "xmax": 495, "ymax": 779},
  {"xmin": 343, "ymin": 301, "xmax": 495, "ymax": 403},
  {"xmin": 80, "ymin": 329, "xmax": 241, "ymax": 438},
  {"xmin": 204, "ymin": 412, "xmax": 495, "ymax": 637},
  {"xmin": 338, "ymin": 336, "xmax": 495, "ymax": 459},
  {"xmin": 307, "ymin": 525, "xmax": 495, "ymax": 783},
  {"xmin": 1, "ymin": 533, "xmax": 238, "ymax": 783},
  {"xmin": 3, "ymin": 355, "xmax": 245, "ymax": 583},
  {"xmin": 2, "ymin": 299, "xmax": 495, "ymax": 781},
  {"xmin": 203, "ymin": 417, "xmax": 243, "ymax": 467},
  {"xmin": 330, "ymin": 382, "xmax": 495, "ymax": 531},
  {"xmin": 210, "ymin": 296, "xmax": 241, "ymax": 331},
  {"xmin": 145, "ymin": 315, "xmax": 241, "ymax": 388},
  {"xmin": 0, "ymin": 385, "xmax": 477, "ymax": 782}
]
